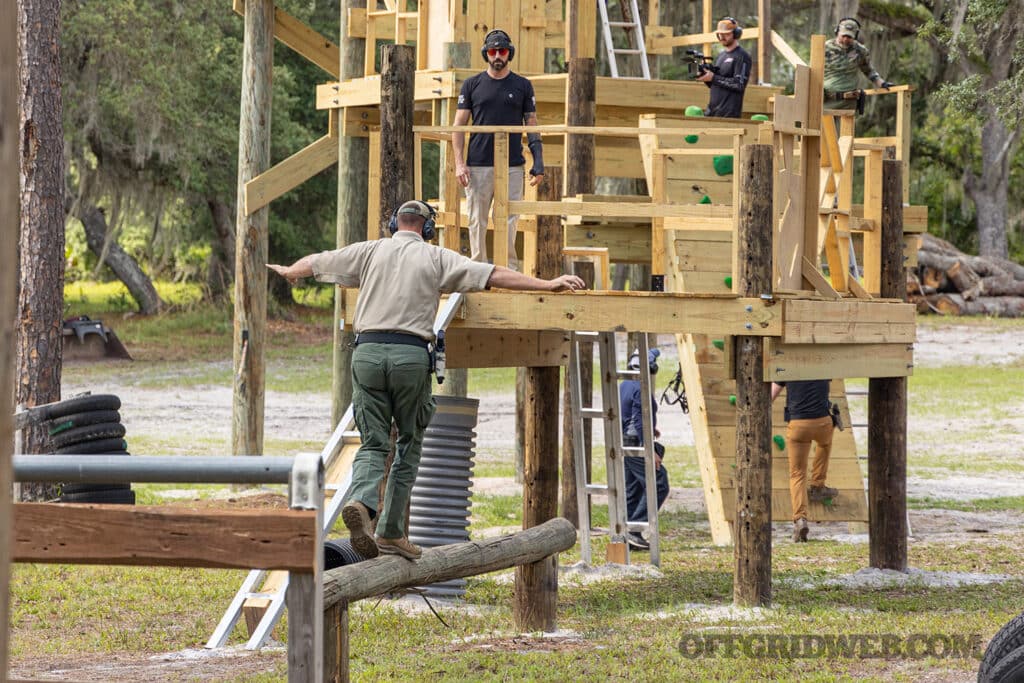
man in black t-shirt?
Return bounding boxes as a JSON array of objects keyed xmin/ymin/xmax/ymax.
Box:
[
  {"xmin": 452, "ymin": 29, "xmax": 544, "ymax": 271},
  {"xmin": 696, "ymin": 17, "xmax": 752, "ymax": 118},
  {"xmin": 771, "ymin": 379, "xmax": 839, "ymax": 542}
]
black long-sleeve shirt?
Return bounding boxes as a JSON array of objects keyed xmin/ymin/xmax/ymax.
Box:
[{"xmin": 704, "ymin": 45, "xmax": 752, "ymax": 118}]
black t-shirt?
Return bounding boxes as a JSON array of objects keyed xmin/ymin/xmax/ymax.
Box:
[
  {"xmin": 457, "ymin": 70, "xmax": 537, "ymax": 167},
  {"xmin": 704, "ymin": 45, "xmax": 752, "ymax": 118},
  {"xmin": 779, "ymin": 380, "xmax": 831, "ymax": 421}
]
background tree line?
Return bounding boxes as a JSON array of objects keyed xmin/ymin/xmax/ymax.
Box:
[{"xmin": 57, "ymin": 0, "xmax": 1022, "ymax": 309}]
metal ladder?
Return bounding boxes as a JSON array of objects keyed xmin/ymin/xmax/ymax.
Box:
[
  {"xmin": 597, "ymin": 0, "xmax": 652, "ymax": 79},
  {"xmin": 568, "ymin": 331, "xmax": 661, "ymax": 566},
  {"xmin": 208, "ymin": 293, "xmax": 467, "ymax": 649}
]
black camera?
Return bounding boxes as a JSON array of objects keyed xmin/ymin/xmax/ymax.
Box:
[{"xmin": 684, "ymin": 49, "xmax": 718, "ymax": 78}]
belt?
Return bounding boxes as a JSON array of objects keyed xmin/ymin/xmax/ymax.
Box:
[{"xmin": 354, "ymin": 332, "xmax": 429, "ymax": 349}]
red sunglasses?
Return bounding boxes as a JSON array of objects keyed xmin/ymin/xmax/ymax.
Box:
[{"xmin": 486, "ymin": 47, "xmax": 510, "ymax": 58}]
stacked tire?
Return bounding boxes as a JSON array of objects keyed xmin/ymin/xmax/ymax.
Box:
[
  {"xmin": 979, "ymin": 610, "xmax": 1024, "ymax": 682},
  {"xmin": 44, "ymin": 394, "xmax": 135, "ymax": 505}
]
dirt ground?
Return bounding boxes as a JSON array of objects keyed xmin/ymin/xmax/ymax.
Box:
[{"xmin": 12, "ymin": 320, "xmax": 1024, "ymax": 681}]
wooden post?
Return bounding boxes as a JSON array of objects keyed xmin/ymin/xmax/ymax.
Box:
[
  {"xmin": 560, "ymin": 56, "xmax": 596, "ymax": 526},
  {"xmin": 232, "ymin": 0, "xmax": 274, "ymax": 457},
  {"xmin": 733, "ymin": 144, "xmax": 774, "ymax": 608},
  {"xmin": 868, "ymin": 159, "xmax": 908, "ymax": 572},
  {"xmin": 1, "ymin": 0, "xmax": 19, "ymax": 667},
  {"xmin": 800, "ymin": 35, "xmax": 825, "ymax": 290},
  {"xmin": 757, "ymin": 0, "xmax": 772, "ymax": 84},
  {"xmin": 515, "ymin": 167, "xmax": 563, "ymax": 633},
  {"xmin": 332, "ymin": 0, "xmax": 370, "ymax": 426},
  {"xmin": 323, "ymin": 601, "xmax": 348, "ymax": 683},
  {"xmin": 378, "ymin": 44, "xmax": 416, "ymax": 236}
]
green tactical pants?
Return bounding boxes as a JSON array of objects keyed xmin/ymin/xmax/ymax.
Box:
[{"xmin": 347, "ymin": 342, "xmax": 435, "ymax": 539}]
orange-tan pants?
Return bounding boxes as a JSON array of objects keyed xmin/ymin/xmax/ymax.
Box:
[{"xmin": 786, "ymin": 416, "xmax": 834, "ymax": 521}]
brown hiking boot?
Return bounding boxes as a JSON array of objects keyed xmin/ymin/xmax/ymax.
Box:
[
  {"xmin": 341, "ymin": 501, "xmax": 379, "ymax": 559},
  {"xmin": 376, "ymin": 536, "xmax": 422, "ymax": 560},
  {"xmin": 792, "ymin": 517, "xmax": 809, "ymax": 543},
  {"xmin": 808, "ymin": 485, "xmax": 839, "ymax": 502}
]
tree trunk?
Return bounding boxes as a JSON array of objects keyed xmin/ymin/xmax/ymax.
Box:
[
  {"xmin": 17, "ymin": 0, "xmax": 64, "ymax": 502},
  {"xmin": 205, "ymin": 196, "xmax": 235, "ymax": 301},
  {"xmin": 965, "ymin": 110, "xmax": 1011, "ymax": 259},
  {"xmin": 74, "ymin": 200, "xmax": 163, "ymax": 315}
]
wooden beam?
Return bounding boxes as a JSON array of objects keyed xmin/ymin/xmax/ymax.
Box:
[
  {"xmin": 509, "ymin": 200, "xmax": 739, "ymax": 219},
  {"xmin": 233, "ymin": 0, "xmax": 274, "ymax": 457},
  {"xmin": 757, "ymin": 0, "xmax": 772, "ymax": 84},
  {"xmin": 244, "ymin": 135, "xmax": 338, "ymax": 215},
  {"xmin": 235, "ymin": 0, "xmax": 340, "ymax": 78},
  {"xmin": 770, "ymin": 30, "xmax": 805, "ymax": 66},
  {"xmin": 868, "ymin": 158, "xmax": 908, "ymax": 571},
  {"xmin": 733, "ymin": 144, "xmax": 774, "ymax": 609},
  {"xmin": 444, "ymin": 330, "xmax": 569, "ymax": 367},
  {"xmin": 12, "ymin": 504, "xmax": 317, "ymax": 570},
  {"xmin": 801, "ymin": 256, "xmax": 841, "ymax": 299},
  {"xmin": 764, "ymin": 340, "xmax": 914, "ymax": 381},
  {"xmin": 0, "ymin": 0, "xmax": 17, "ymax": 667},
  {"xmin": 378, "ymin": 45, "xmax": 416, "ymax": 236}
]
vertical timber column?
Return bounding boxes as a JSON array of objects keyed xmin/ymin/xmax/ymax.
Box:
[
  {"xmin": 560, "ymin": 55, "xmax": 596, "ymax": 525},
  {"xmin": 233, "ymin": 0, "xmax": 274, "ymax": 456},
  {"xmin": 515, "ymin": 167, "xmax": 563, "ymax": 632},
  {"xmin": 733, "ymin": 144, "xmax": 774, "ymax": 608},
  {"xmin": 868, "ymin": 159, "xmax": 908, "ymax": 571},
  {"xmin": 332, "ymin": 0, "xmax": 370, "ymax": 425},
  {"xmin": 378, "ymin": 44, "xmax": 416, "ymax": 236},
  {"xmin": 1, "ymin": 0, "xmax": 19, "ymax": 667},
  {"xmin": 757, "ymin": 0, "xmax": 772, "ymax": 84}
]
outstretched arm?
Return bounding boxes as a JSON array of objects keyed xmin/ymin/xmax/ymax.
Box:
[
  {"xmin": 487, "ymin": 266, "xmax": 585, "ymax": 292},
  {"xmin": 267, "ymin": 255, "xmax": 316, "ymax": 285}
]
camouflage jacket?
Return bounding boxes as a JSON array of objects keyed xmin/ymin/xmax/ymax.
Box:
[{"xmin": 823, "ymin": 38, "xmax": 880, "ymax": 95}]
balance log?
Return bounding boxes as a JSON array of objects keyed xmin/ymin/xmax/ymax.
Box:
[{"xmin": 323, "ymin": 517, "xmax": 577, "ymax": 607}]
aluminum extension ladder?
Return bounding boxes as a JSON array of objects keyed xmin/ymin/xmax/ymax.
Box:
[
  {"xmin": 208, "ymin": 293, "xmax": 467, "ymax": 650},
  {"xmin": 597, "ymin": 0, "xmax": 652, "ymax": 79},
  {"xmin": 568, "ymin": 331, "xmax": 661, "ymax": 566}
]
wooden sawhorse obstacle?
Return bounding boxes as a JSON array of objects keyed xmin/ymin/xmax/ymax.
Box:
[{"xmin": 321, "ymin": 518, "xmax": 577, "ymax": 682}]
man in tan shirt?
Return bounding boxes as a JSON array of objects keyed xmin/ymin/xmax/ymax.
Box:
[{"xmin": 268, "ymin": 200, "xmax": 584, "ymax": 559}]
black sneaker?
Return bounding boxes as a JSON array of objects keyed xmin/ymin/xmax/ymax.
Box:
[
  {"xmin": 627, "ymin": 532, "xmax": 650, "ymax": 551},
  {"xmin": 808, "ymin": 485, "xmax": 839, "ymax": 502}
]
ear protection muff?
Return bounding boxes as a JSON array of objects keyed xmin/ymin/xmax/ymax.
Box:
[
  {"xmin": 389, "ymin": 201, "xmax": 437, "ymax": 241},
  {"xmin": 835, "ymin": 17, "xmax": 861, "ymax": 39},
  {"xmin": 481, "ymin": 29, "xmax": 515, "ymax": 62},
  {"xmin": 717, "ymin": 17, "xmax": 742, "ymax": 39}
]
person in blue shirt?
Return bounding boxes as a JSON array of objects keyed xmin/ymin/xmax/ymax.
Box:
[{"xmin": 619, "ymin": 348, "xmax": 670, "ymax": 551}]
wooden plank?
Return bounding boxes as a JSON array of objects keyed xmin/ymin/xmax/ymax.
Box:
[
  {"xmin": 509, "ymin": 200, "xmax": 738, "ymax": 219},
  {"xmin": 244, "ymin": 136, "xmax": 338, "ymax": 215},
  {"xmin": 783, "ymin": 298, "xmax": 916, "ymax": 324},
  {"xmin": 493, "ymin": 134, "xmax": 510, "ymax": 267},
  {"xmin": 771, "ymin": 30, "xmax": 806, "ymax": 66},
  {"xmin": 12, "ymin": 504, "xmax": 317, "ymax": 570},
  {"xmin": 765, "ymin": 339, "xmax": 914, "ymax": 380},
  {"xmin": 802, "ymin": 256, "xmax": 840, "ymax": 300},
  {"xmin": 341, "ymin": 289, "xmax": 782, "ymax": 336},
  {"xmin": 235, "ymin": 0, "xmax": 340, "ymax": 77},
  {"xmin": 367, "ymin": 131, "xmax": 381, "ymax": 241},
  {"xmin": 862, "ymin": 150, "xmax": 884, "ymax": 294},
  {"xmin": 720, "ymin": 488, "xmax": 868, "ymax": 522},
  {"xmin": 675, "ymin": 239, "xmax": 732, "ymax": 272},
  {"xmin": 445, "ymin": 329, "xmax": 569, "ymax": 367},
  {"xmin": 564, "ymin": 224, "xmax": 651, "ymax": 263},
  {"xmin": 715, "ymin": 455, "xmax": 864, "ymax": 491}
]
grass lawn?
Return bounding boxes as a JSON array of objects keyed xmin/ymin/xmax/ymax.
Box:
[{"xmin": 8, "ymin": 284, "xmax": 1024, "ymax": 680}]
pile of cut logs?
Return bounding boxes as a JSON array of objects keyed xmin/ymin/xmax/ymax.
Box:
[{"xmin": 908, "ymin": 234, "xmax": 1024, "ymax": 316}]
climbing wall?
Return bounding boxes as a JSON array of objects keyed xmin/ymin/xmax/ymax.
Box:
[{"xmin": 665, "ymin": 227, "xmax": 869, "ymax": 546}]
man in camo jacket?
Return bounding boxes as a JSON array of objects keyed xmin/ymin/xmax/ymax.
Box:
[{"xmin": 823, "ymin": 18, "xmax": 892, "ymax": 110}]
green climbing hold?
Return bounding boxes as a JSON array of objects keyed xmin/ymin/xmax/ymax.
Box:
[
  {"xmin": 685, "ymin": 105, "xmax": 704, "ymax": 117},
  {"xmin": 773, "ymin": 434, "xmax": 786, "ymax": 451},
  {"xmin": 699, "ymin": 195, "xmax": 712, "ymax": 204},
  {"xmin": 729, "ymin": 394, "xmax": 737, "ymax": 406},
  {"xmin": 751, "ymin": 114, "xmax": 770, "ymax": 122},
  {"xmin": 724, "ymin": 276, "xmax": 733, "ymax": 288},
  {"xmin": 712, "ymin": 339, "xmax": 725, "ymax": 350},
  {"xmin": 685, "ymin": 134, "xmax": 699, "ymax": 144},
  {"xmin": 712, "ymin": 155, "xmax": 734, "ymax": 176}
]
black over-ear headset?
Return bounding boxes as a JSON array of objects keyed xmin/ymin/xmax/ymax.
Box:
[
  {"xmin": 481, "ymin": 29, "xmax": 515, "ymax": 61},
  {"xmin": 718, "ymin": 17, "xmax": 743, "ymax": 39},
  {"xmin": 835, "ymin": 17, "xmax": 861, "ymax": 39},
  {"xmin": 388, "ymin": 201, "xmax": 437, "ymax": 241}
]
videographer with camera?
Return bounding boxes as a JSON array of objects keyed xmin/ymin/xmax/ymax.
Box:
[
  {"xmin": 824, "ymin": 18, "xmax": 892, "ymax": 113},
  {"xmin": 695, "ymin": 17, "xmax": 752, "ymax": 118}
]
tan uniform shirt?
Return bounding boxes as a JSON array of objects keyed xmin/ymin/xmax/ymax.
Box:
[{"xmin": 310, "ymin": 231, "xmax": 495, "ymax": 341}]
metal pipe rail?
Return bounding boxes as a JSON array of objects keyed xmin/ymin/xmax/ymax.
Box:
[{"xmin": 12, "ymin": 454, "xmax": 297, "ymax": 484}]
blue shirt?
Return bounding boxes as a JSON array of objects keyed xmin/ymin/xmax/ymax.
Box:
[{"xmin": 619, "ymin": 379, "xmax": 658, "ymax": 444}]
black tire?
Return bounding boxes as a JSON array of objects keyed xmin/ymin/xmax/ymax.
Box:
[
  {"xmin": 59, "ymin": 489, "xmax": 135, "ymax": 505},
  {"xmin": 980, "ymin": 611, "xmax": 1024, "ymax": 682},
  {"xmin": 50, "ymin": 422, "xmax": 126, "ymax": 449},
  {"xmin": 44, "ymin": 394, "xmax": 121, "ymax": 420},
  {"xmin": 61, "ymin": 483, "xmax": 132, "ymax": 495},
  {"xmin": 47, "ymin": 410, "xmax": 121, "ymax": 436},
  {"xmin": 55, "ymin": 438, "xmax": 127, "ymax": 455},
  {"xmin": 987, "ymin": 642, "xmax": 1024, "ymax": 683}
]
